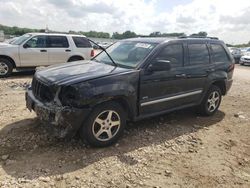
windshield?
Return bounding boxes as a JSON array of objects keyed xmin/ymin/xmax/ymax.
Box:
[
  {"xmin": 94, "ymin": 41, "xmax": 157, "ymax": 68},
  {"xmin": 12, "ymin": 34, "xmax": 31, "ymax": 45}
]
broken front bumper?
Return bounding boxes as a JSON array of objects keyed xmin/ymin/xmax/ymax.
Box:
[{"xmin": 25, "ymin": 87, "xmax": 91, "ymax": 138}]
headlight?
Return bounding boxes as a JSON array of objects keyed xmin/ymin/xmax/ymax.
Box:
[{"xmin": 59, "ymin": 86, "xmax": 80, "ymax": 107}]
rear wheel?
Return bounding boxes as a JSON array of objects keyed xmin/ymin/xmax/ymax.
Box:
[
  {"xmin": 197, "ymin": 85, "xmax": 222, "ymax": 116},
  {"xmin": 80, "ymin": 102, "xmax": 126, "ymax": 147},
  {"xmin": 0, "ymin": 58, "xmax": 13, "ymax": 78}
]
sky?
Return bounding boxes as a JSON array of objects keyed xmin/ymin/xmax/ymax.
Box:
[{"xmin": 0, "ymin": 0, "xmax": 250, "ymax": 44}]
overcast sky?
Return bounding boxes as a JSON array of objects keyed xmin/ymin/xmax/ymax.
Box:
[{"xmin": 0, "ymin": 0, "xmax": 250, "ymax": 44}]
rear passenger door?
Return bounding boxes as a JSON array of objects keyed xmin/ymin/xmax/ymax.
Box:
[
  {"xmin": 47, "ymin": 36, "xmax": 71, "ymax": 65},
  {"xmin": 184, "ymin": 42, "xmax": 214, "ymax": 99}
]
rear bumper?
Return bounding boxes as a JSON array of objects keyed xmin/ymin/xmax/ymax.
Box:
[{"xmin": 25, "ymin": 88, "xmax": 91, "ymax": 138}]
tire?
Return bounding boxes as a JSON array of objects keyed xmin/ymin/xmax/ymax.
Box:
[
  {"xmin": 197, "ymin": 85, "xmax": 222, "ymax": 116},
  {"xmin": 68, "ymin": 56, "xmax": 84, "ymax": 62},
  {"xmin": 0, "ymin": 58, "xmax": 13, "ymax": 78},
  {"xmin": 80, "ymin": 102, "xmax": 126, "ymax": 147}
]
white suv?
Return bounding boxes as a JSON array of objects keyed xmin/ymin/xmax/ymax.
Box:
[{"xmin": 0, "ymin": 33, "xmax": 94, "ymax": 77}]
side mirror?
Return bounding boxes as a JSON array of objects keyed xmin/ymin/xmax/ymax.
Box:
[
  {"xmin": 23, "ymin": 43, "xmax": 30, "ymax": 48},
  {"xmin": 147, "ymin": 60, "xmax": 171, "ymax": 72}
]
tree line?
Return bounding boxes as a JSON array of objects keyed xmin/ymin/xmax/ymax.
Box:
[
  {"xmin": 2, "ymin": 24, "xmax": 249, "ymax": 46},
  {"xmin": 0, "ymin": 24, "xmax": 207, "ymax": 39}
]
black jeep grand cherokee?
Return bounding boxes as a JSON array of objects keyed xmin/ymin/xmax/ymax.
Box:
[{"xmin": 26, "ymin": 37, "xmax": 234, "ymax": 147}]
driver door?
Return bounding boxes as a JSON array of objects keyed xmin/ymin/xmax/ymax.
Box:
[
  {"xmin": 139, "ymin": 43, "xmax": 201, "ymax": 115},
  {"xmin": 19, "ymin": 35, "xmax": 49, "ymax": 66}
]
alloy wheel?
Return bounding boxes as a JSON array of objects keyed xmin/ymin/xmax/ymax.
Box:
[
  {"xmin": 207, "ymin": 91, "xmax": 220, "ymax": 112},
  {"xmin": 92, "ymin": 110, "xmax": 121, "ymax": 142}
]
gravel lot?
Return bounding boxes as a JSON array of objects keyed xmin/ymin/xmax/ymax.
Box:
[{"xmin": 0, "ymin": 65, "xmax": 249, "ymax": 187}]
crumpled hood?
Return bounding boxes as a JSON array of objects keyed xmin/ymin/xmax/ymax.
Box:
[{"xmin": 36, "ymin": 60, "xmax": 132, "ymax": 85}]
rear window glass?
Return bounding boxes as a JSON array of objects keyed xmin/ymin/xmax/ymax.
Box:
[
  {"xmin": 188, "ymin": 43, "xmax": 210, "ymax": 65},
  {"xmin": 48, "ymin": 36, "xmax": 69, "ymax": 48},
  {"xmin": 72, "ymin": 37, "xmax": 92, "ymax": 48},
  {"xmin": 211, "ymin": 44, "xmax": 230, "ymax": 63}
]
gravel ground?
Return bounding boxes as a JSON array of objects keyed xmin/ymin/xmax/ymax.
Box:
[{"xmin": 0, "ymin": 65, "xmax": 249, "ymax": 187}]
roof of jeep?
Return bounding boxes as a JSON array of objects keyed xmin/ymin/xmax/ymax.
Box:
[{"xmin": 122, "ymin": 37, "xmax": 222, "ymax": 44}]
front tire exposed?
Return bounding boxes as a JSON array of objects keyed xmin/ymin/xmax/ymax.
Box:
[
  {"xmin": 80, "ymin": 102, "xmax": 126, "ymax": 147},
  {"xmin": 0, "ymin": 58, "xmax": 13, "ymax": 78},
  {"xmin": 197, "ymin": 85, "xmax": 222, "ymax": 116}
]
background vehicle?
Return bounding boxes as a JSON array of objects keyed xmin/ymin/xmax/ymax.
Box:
[
  {"xmin": 240, "ymin": 52, "xmax": 250, "ymax": 65},
  {"xmin": 240, "ymin": 47, "xmax": 250, "ymax": 55},
  {"xmin": 26, "ymin": 37, "xmax": 234, "ymax": 147},
  {"xmin": 0, "ymin": 30, "xmax": 4, "ymax": 42},
  {"xmin": 228, "ymin": 47, "xmax": 242, "ymax": 63},
  {"xmin": 0, "ymin": 33, "xmax": 94, "ymax": 77}
]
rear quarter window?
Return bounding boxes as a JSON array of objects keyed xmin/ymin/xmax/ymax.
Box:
[
  {"xmin": 211, "ymin": 44, "xmax": 230, "ymax": 63},
  {"xmin": 188, "ymin": 43, "xmax": 210, "ymax": 65},
  {"xmin": 72, "ymin": 37, "xmax": 92, "ymax": 48}
]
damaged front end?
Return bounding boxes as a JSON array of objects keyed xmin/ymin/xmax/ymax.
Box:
[{"xmin": 25, "ymin": 76, "xmax": 90, "ymax": 138}]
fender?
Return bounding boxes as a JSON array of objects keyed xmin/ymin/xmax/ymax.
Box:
[
  {"xmin": 63, "ymin": 71, "xmax": 140, "ymax": 119},
  {"xmin": 198, "ymin": 70, "xmax": 228, "ymax": 104}
]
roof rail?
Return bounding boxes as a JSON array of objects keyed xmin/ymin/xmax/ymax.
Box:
[{"xmin": 178, "ymin": 35, "xmax": 219, "ymax": 40}]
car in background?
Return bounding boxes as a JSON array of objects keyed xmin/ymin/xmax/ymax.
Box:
[
  {"xmin": 239, "ymin": 52, "xmax": 250, "ymax": 66},
  {"xmin": 241, "ymin": 47, "xmax": 250, "ymax": 55},
  {"xmin": 0, "ymin": 33, "xmax": 94, "ymax": 77},
  {"xmin": 228, "ymin": 47, "xmax": 242, "ymax": 63},
  {"xmin": 0, "ymin": 30, "xmax": 4, "ymax": 42}
]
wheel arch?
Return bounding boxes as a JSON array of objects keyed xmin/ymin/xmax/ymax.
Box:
[
  {"xmin": 90, "ymin": 96, "xmax": 136, "ymax": 121},
  {"xmin": 212, "ymin": 80, "xmax": 226, "ymax": 95},
  {"xmin": 0, "ymin": 55, "xmax": 16, "ymax": 68},
  {"xmin": 67, "ymin": 55, "xmax": 84, "ymax": 62}
]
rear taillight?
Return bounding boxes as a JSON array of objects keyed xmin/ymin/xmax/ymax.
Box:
[
  {"xmin": 90, "ymin": 49, "xmax": 95, "ymax": 57},
  {"xmin": 228, "ymin": 63, "xmax": 235, "ymax": 72}
]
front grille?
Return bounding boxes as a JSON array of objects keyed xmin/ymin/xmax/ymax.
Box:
[
  {"xmin": 32, "ymin": 77, "xmax": 54, "ymax": 102},
  {"xmin": 244, "ymin": 58, "xmax": 250, "ymax": 61}
]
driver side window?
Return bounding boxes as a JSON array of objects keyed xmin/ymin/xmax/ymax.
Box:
[
  {"xmin": 25, "ymin": 36, "xmax": 47, "ymax": 48},
  {"xmin": 155, "ymin": 44, "xmax": 184, "ymax": 67}
]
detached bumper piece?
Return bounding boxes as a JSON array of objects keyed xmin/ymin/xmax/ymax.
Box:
[{"xmin": 25, "ymin": 88, "xmax": 90, "ymax": 138}]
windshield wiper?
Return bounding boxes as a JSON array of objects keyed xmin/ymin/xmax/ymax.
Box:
[{"xmin": 88, "ymin": 38, "xmax": 117, "ymax": 67}]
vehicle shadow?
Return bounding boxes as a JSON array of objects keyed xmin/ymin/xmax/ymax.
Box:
[{"xmin": 0, "ymin": 109, "xmax": 225, "ymax": 180}]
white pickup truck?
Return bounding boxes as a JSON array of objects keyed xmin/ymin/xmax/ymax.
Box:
[{"xmin": 0, "ymin": 33, "xmax": 94, "ymax": 77}]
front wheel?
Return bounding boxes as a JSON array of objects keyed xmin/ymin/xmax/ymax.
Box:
[
  {"xmin": 0, "ymin": 58, "xmax": 13, "ymax": 78},
  {"xmin": 197, "ymin": 85, "xmax": 222, "ymax": 116},
  {"xmin": 80, "ymin": 102, "xmax": 126, "ymax": 147}
]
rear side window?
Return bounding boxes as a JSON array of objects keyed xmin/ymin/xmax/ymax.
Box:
[
  {"xmin": 72, "ymin": 37, "xmax": 92, "ymax": 48},
  {"xmin": 155, "ymin": 44, "xmax": 183, "ymax": 67},
  {"xmin": 211, "ymin": 44, "xmax": 230, "ymax": 63},
  {"xmin": 48, "ymin": 36, "xmax": 69, "ymax": 48},
  {"xmin": 188, "ymin": 43, "xmax": 210, "ymax": 65}
]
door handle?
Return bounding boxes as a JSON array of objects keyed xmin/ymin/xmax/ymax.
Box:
[
  {"xmin": 40, "ymin": 49, "xmax": 47, "ymax": 52},
  {"xmin": 65, "ymin": 49, "xmax": 71, "ymax": 52},
  {"xmin": 175, "ymin": 74, "xmax": 186, "ymax": 78}
]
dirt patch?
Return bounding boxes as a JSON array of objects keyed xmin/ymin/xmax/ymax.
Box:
[{"xmin": 0, "ymin": 65, "xmax": 249, "ymax": 187}]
